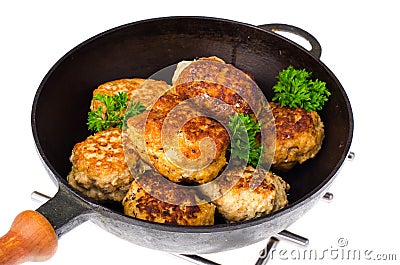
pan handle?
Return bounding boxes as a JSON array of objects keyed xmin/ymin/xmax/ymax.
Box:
[
  {"xmin": 0, "ymin": 210, "xmax": 57, "ymax": 265},
  {"xmin": 0, "ymin": 186, "xmax": 93, "ymax": 264},
  {"xmin": 258, "ymin": 23, "xmax": 322, "ymax": 59}
]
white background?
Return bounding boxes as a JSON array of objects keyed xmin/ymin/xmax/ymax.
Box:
[{"xmin": 1, "ymin": 1, "xmax": 399, "ymax": 264}]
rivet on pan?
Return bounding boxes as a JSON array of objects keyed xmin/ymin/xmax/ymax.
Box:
[
  {"xmin": 347, "ymin": 151, "xmax": 355, "ymax": 161},
  {"xmin": 322, "ymin": 192, "xmax": 334, "ymax": 201}
]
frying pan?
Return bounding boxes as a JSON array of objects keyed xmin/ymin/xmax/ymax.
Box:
[{"xmin": 0, "ymin": 16, "xmax": 353, "ymax": 264}]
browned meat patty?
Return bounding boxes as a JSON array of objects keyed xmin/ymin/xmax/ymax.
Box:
[
  {"xmin": 202, "ymin": 165, "xmax": 289, "ymax": 222},
  {"xmin": 90, "ymin": 78, "xmax": 171, "ymax": 112},
  {"xmin": 122, "ymin": 170, "xmax": 215, "ymax": 226},
  {"xmin": 67, "ymin": 128, "xmax": 134, "ymax": 201},
  {"xmin": 127, "ymin": 79, "xmax": 171, "ymax": 108},
  {"xmin": 172, "ymin": 57, "xmax": 267, "ymax": 118},
  {"xmin": 270, "ymin": 102, "xmax": 325, "ymax": 171},
  {"xmin": 125, "ymin": 93, "xmax": 230, "ymax": 184},
  {"xmin": 173, "ymin": 80, "xmax": 252, "ymax": 118},
  {"xmin": 68, "ymin": 78, "xmax": 171, "ymax": 201},
  {"xmin": 90, "ymin": 78, "xmax": 146, "ymax": 112}
]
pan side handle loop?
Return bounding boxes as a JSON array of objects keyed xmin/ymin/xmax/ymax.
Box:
[{"xmin": 258, "ymin": 23, "xmax": 322, "ymax": 59}]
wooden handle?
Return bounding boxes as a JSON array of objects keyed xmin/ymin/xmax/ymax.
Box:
[{"xmin": 0, "ymin": 210, "xmax": 58, "ymax": 265}]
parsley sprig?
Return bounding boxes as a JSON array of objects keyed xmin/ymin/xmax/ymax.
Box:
[
  {"xmin": 227, "ymin": 113, "xmax": 263, "ymax": 167},
  {"xmin": 272, "ymin": 66, "xmax": 330, "ymax": 111},
  {"xmin": 124, "ymin": 101, "xmax": 146, "ymax": 121},
  {"xmin": 87, "ymin": 92, "xmax": 145, "ymax": 133}
]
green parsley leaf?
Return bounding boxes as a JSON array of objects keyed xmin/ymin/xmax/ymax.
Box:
[
  {"xmin": 272, "ymin": 66, "xmax": 330, "ymax": 111},
  {"xmin": 227, "ymin": 113, "xmax": 263, "ymax": 167},
  {"xmin": 87, "ymin": 92, "xmax": 145, "ymax": 133},
  {"xmin": 124, "ymin": 101, "xmax": 146, "ymax": 125}
]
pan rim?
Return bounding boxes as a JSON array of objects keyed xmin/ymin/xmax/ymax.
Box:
[{"xmin": 31, "ymin": 15, "xmax": 354, "ymax": 234}]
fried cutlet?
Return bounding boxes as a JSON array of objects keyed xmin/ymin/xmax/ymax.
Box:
[
  {"xmin": 67, "ymin": 128, "xmax": 133, "ymax": 201},
  {"xmin": 202, "ymin": 165, "xmax": 289, "ymax": 222},
  {"xmin": 122, "ymin": 170, "xmax": 215, "ymax": 226},
  {"xmin": 125, "ymin": 93, "xmax": 230, "ymax": 184},
  {"xmin": 270, "ymin": 102, "xmax": 325, "ymax": 171},
  {"xmin": 172, "ymin": 57, "xmax": 267, "ymax": 118},
  {"xmin": 90, "ymin": 78, "xmax": 146, "ymax": 112}
]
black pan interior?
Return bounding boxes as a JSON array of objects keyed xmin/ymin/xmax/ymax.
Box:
[{"xmin": 32, "ymin": 17, "xmax": 352, "ymax": 214}]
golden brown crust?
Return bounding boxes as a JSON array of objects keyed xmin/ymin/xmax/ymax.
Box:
[
  {"xmin": 173, "ymin": 80, "xmax": 252, "ymax": 116},
  {"xmin": 126, "ymin": 93, "xmax": 230, "ymax": 184},
  {"xmin": 67, "ymin": 128, "xmax": 133, "ymax": 201},
  {"xmin": 270, "ymin": 102, "xmax": 325, "ymax": 171},
  {"xmin": 203, "ymin": 166, "xmax": 289, "ymax": 222},
  {"xmin": 122, "ymin": 172, "xmax": 215, "ymax": 226},
  {"xmin": 90, "ymin": 78, "xmax": 146, "ymax": 111},
  {"xmin": 198, "ymin": 56, "xmax": 226, "ymax": 63},
  {"xmin": 128, "ymin": 79, "xmax": 171, "ymax": 108},
  {"xmin": 173, "ymin": 57, "xmax": 266, "ymax": 117}
]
